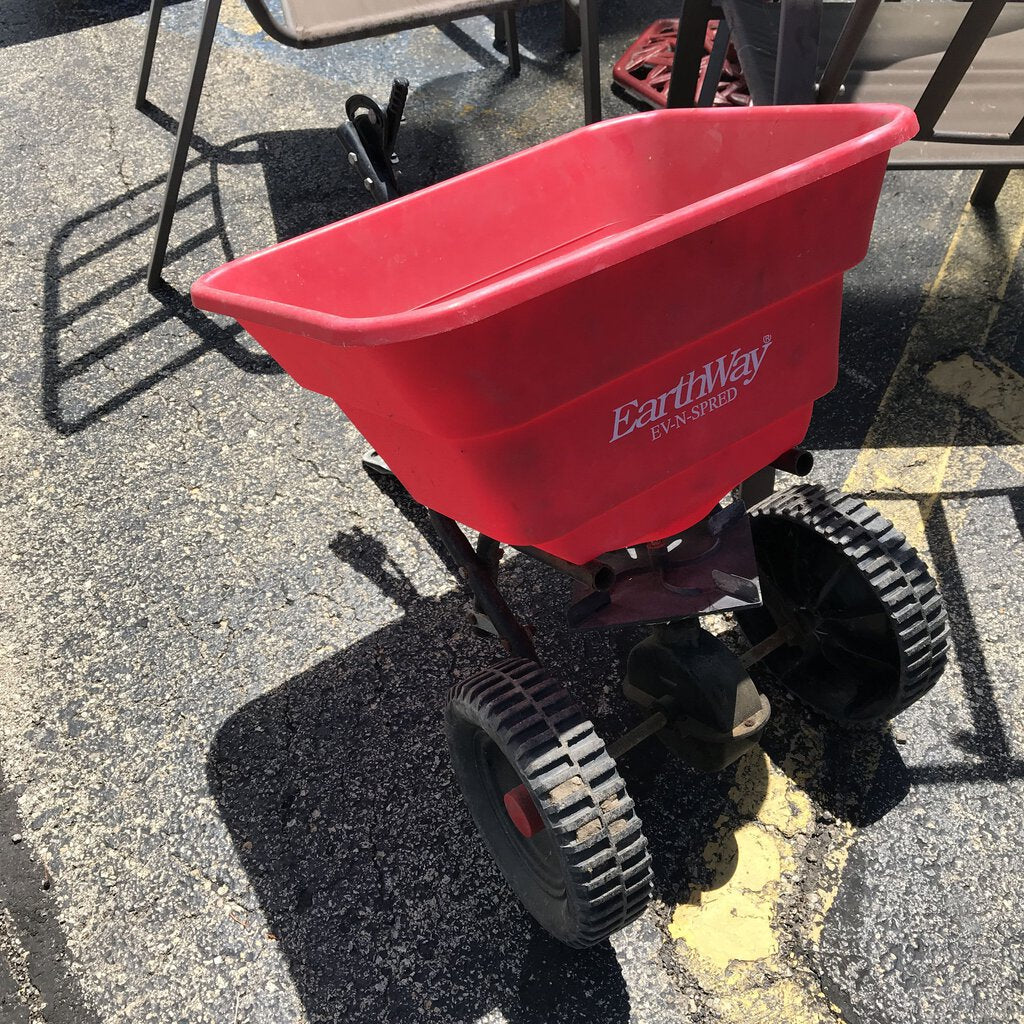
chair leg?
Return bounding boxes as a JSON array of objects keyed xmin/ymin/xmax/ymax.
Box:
[
  {"xmin": 970, "ymin": 169, "xmax": 1011, "ymax": 208},
  {"xmin": 147, "ymin": 0, "xmax": 222, "ymax": 291},
  {"xmin": 773, "ymin": 0, "xmax": 822, "ymax": 105},
  {"xmin": 136, "ymin": 0, "xmax": 166, "ymax": 109},
  {"xmin": 666, "ymin": 0, "xmax": 713, "ymax": 109},
  {"xmin": 972, "ymin": 116, "xmax": 1024, "ymax": 206},
  {"xmin": 503, "ymin": 10, "xmax": 521, "ymax": 77},
  {"xmin": 696, "ymin": 20, "xmax": 730, "ymax": 106},
  {"xmin": 563, "ymin": 0, "xmax": 581, "ymax": 52},
  {"xmin": 579, "ymin": 0, "xmax": 600, "ymax": 124}
]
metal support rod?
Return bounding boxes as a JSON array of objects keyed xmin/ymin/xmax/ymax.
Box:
[
  {"xmin": 971, "ymin": 111, "xmax": 1024, "ymax": 206},
  {"xmin": 914, "ymin": 0, "xmax": 1007, "ymax": 138},
  {"xmin": 773, "ymin": 0, "xmax": 822, "ymax": 105},
  {"xmin": 971, "ymin": 167, "xmax": 1013, "ymax": 207},
  {"xmin": 147, "ymin": 0, "xmax": 222, "ymax": 290},
  {"xmin": 666, "ymin": 0, "xmax": 713, "ymax": 109},
  {"xmin": 476, "ymin": 534, "xmax": 502, "ymax": 568},
  {"xmin": 563, "ymin": 0, "xmax": 582, "ymax": 52},
  {"xmin": 502, "ymin": 9, "xmax": 521, "ymax": 76},
  {"xmin": 739, "ymin": 627, "xmax": 792, "ymax": 669},
  {"xmin": 516, "ymin": 546, "xmax": 615, "ymax": 591},
  {"xmin": 892, "ymin": 153, "xmax": 1024, "ymax": 171},
  {"xmin": 578, "ymin": 0, "xmax": 602, "ymax": 124},
  {"xmin": 607, "ymin": 710, "xmax": 668, "ymax": 760},
  {"xmin": 816, "ymin": 0, "xmax": 881, "ymax": 104},
  {"xmin": 429, "ymin": 511, "xmax": 537, "ymax": 661},
  {"xmin": 929, "ymin": 130, "xmax": 1024, "ymax": 144},
  {"xmin": 136, "ymin": 0, "xmax": 166, "ymax": 109},
  {"xmin": 383, "ymin": 77, "xmax": 409, "ymax": 155},
  {"xmin": 697, "ymin": 20, "xmax": 731, "ymax": 107}
]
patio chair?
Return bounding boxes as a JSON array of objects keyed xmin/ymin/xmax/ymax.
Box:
[
  {"xmin": 664, "ymin": 0, "xmax": 1024, "ymax": 205},
  {"xmin": 137, "ymin": 0, "xmax": 601, "ymax": 290}
]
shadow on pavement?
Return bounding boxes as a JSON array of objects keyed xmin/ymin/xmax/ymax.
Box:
[
  {"xmin": 207, "ymin": 582, "xmax": 639, "ymax": 1024},
  {"xmin": 0, "ymin": 0, "xmax": 188, "ymax": 49},
  {"xmin": 206, "ymin": 456, "xmax": 1024, "ymax": 1020},
  {"xmin": 41, "ymin": 115, "xmax": 463, "ymax": 435},
  {"xmin": 0, "ymin": 768, "xmax": 100, "ymax": 1024},
  {"xmin": 207, "ymin": 473, "xmax": 754, "ymax": 1021}
]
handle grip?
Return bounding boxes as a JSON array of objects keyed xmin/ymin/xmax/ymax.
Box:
[{"xmin": 384, "ymin": 77, "xmax": 409, "ymax": 155}]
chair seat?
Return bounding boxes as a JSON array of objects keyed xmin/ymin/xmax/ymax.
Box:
[
  {"xmin": 282, "ymin": 0, "xmax": 522, "ymax": 44},
  {"xmin": 720, "ymin": 0, "xmax": 1024, "ymax": 166}
]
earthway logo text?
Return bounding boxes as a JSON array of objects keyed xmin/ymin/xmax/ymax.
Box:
[{"xmin": 609, "ymin": 335, "xmax": 773, "ymax": 443}]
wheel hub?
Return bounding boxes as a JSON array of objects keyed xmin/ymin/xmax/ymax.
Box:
[{"xmin": 503, "ymin": 784, "xmax": 545, "ymax": 839}]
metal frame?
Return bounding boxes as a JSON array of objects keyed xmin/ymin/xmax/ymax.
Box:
[
  {"xmin": 665, "ymin": 0, "xmax": 714, "ymax": 109},
  {"xmin": 135, "ymin": 0, "xmax": 527, "ymax": 290},
  {"xmin": 421, "ymin": 456, "xmax": 803, "ymax": 765},
  {"xmin": 667, "ymin": 0, "xmax": 1024, "ymax": 204},
  {"xmin": 912, "ymin": 0, "xmax": 1008, "ymax": 138},
  {"xmin": 427, "ymin": 510, "xmax": 538, "ymax": 661},
  {"xmin": 138, "ymin": 0, "xmax": 222, "ymax": 291},
  {"xmin": 660, "ymin": 0, "xmax": 737, "ymax": 110},
  {"xmin": 815, "ymin": 0, "xmax": 882, "ymax": 104},
  {"xmin": 971, "ymin": 112, "xmax": 1024, "ymax": 204},
  {"xmin": 698, "ymin": 17, "xmax": 732, "ymax": 107},
  {"xmin": 567, "ymin": 0, "xmax": 602, "ymax": 124},
  {"xmin": 500, "ymin": 10, "xmax": 521, "ymax": 77},
  {"xmin": 426, "ymin": 452, "xmax": 808, "ymax": 644},
  {"xmin": 772, "ymin": 0, "xmax": 821, "ymax": 104},
  {"xmin": 825, "ymin": 0, "xmax": 1021, "ymax": 204}
]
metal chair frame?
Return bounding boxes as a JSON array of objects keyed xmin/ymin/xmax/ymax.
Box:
[
  {"xmin": 137, "ymin": 0, "xmax": 599, "ymax": 289},
  {"xmin": 664, "ymin": 0, "xmax": 1024, "ymax": 206}
]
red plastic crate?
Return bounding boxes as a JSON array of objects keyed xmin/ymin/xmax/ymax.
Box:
[
  {"xmin": 193, "ymin": 104, "xmax": 917, "ymax": 564},
  {"xmin": 613, "ymin": 19, "xmax": 750, "ymax": 108}
]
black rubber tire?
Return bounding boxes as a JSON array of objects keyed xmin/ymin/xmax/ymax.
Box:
[
  {"xmin": 446, "ymin": 658, "xmax": 653, "ymax": 947},
  {"xmin": 735, "ymin": 483, "xmax": 950, "ymax": 725}
]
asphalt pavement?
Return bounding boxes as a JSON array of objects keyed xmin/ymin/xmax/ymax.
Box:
[{"xmin": 1, "ymin": 3, "xmax": 1023, "ymax": 1023}]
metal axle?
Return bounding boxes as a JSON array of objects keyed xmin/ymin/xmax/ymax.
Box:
[{"xmin": 607, "ymin": 710, "xmax": 669, "ymax": 760}]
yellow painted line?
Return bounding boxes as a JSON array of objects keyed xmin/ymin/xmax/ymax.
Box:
[
  {"xmin": 842, "ymin": 444, "xmax": 985, "ymax": 555},
  {"xmin": 669, "ymin": 175, "xmax": 1024, "ymax": 1024},
  {"xmin": 669, "ymin": 823, "xmax": 783, "ymax": 966},
  {"xmin": 845, "ymin": 172, "xmax": 1024, "ymax": 550},
  {"xmin": 667, "ymin": 736, "xmax": 858, "ymax": 1022},
  {"xmin": 927, "ymin": 355, "xmax": 1024, "ymax": 445},
  {"xmin": 843, "ymin": 446, "xmax": 956, "ymax": 555}
]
